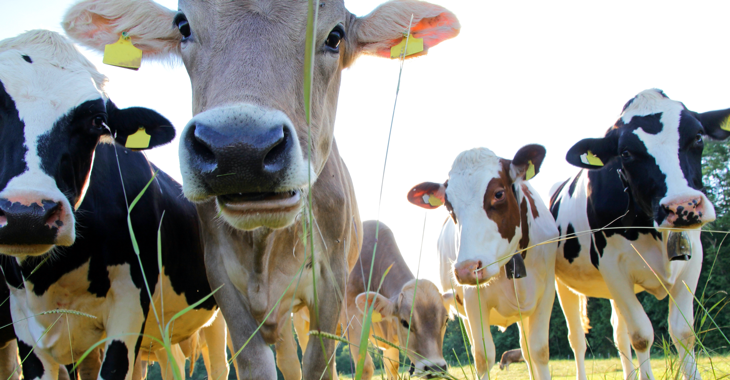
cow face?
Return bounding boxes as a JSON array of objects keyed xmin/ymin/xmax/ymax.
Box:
[
  {"xmin": 408, "ymin": 145, "xmax": 546, "ymax": 285},
  {"xmin": 566, "ymin": 89, "xmax": 730, "ymax": 228},
  {"xmin": 63, "ymin": 0, "xmax": 459, "ymax": 231},
  {"xmin": 356, "ymin": 280, "xmax": 451, "ymax": 378},
  {"xmin": 0, "ymin": 30, "xmax": 174, "ymax": 257}
]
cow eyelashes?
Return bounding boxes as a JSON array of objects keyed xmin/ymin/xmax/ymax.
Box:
[
  {"xmin": 325, "ymin": 25, "xmax": 345, "ymax": 52},
  {"xmin": 174, "ymin": 13, "xmax": 192, "ymax": 40}
]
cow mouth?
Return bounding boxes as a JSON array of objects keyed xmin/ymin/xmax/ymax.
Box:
[
  {"xmin": 217, "ymin": 190, "xmax": 302, "ymax": 214},
  {"xmin": 0, "ymin": 244, "xmax": 55, "ymax": 256}
]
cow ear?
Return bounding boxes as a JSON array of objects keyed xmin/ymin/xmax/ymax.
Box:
[
  {"xmin": 355, "ymin": 292, "xmax": 395, "ymax": 319},
  {"xmin": 105, "ymin": 99, "xmax": 175, "ymax": 150},
  {"xmin": 510, "ymin": 144, "xmax": 546, "ymax": 181},
  {"xmin": 566, "ymin": 135, "xmax": 617, "ymax": 170},
  {"xmin": 350, "ymin": 0, "xmax": 459, "ymax": 63},
  {"xmin": 694, "ymin": 108, "xmax": 730, "ymax": 141},
  {"xmin": 407, "ymin": 182, "xmax": 446, "ymax": 209},
  {"xmin": 62, "ymin": 0, "xmax": 180, "ymax": 59}
]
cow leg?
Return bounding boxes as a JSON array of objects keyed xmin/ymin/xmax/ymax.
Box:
[
  {"xmin": 382, "ymin": 347, "xmax": 400, "ymax": 380},
  {"xmin": 302, "ymin": 260, "xmax": 346, "ymax": 380},
  {"xmin": 16, "ymin": 336, "xmax": 59, "ymax": 380},
  {"xmin": 610, "ymin": 300, "xmax": 635, "ymax": 379},
  {"xmin": 0, "ymin": 339, "xmax": 20, "ymax": 380},
  {"xmin": 275, "ymin": 315, "xmax": 302, "ymax": 380},
  {"xmin": 668, "ymin": 240, "xmax": 702, "ymax": 380},
  {"xmin": 555, "ymin": 280, "xmax": 588, "ymax": 380},
  {"xmin": 77, "ymin": 348, "xmax": 103, "ymax": 380},
  {"xmin": 154, "ymin": 345, "xmax": 185, "ymax": 380},
  {"xmin": 343, "ymin": 305, "xmax": 374, "ymax": 380},
  {"xmin": 292, "ymin": 308, "xmax": 310, "ymax": 357},
  {"xmin": 201, "ymin": 314, "xmax": 231, "ymax": 380},
  {"xmin": 464, "ymin": 288, "xmax": 494, "ymax": 379},
  {"xmin": 602, "ymin": 270, "xmax": 655, "ymax": 380},
  {"xmin": 518, "ymin": 279, "xmax": 553, "ymax": 380},
  {"xmin": 100, "ymin": 298, "xmax": 147, "ymax": 380},
  {"xmin": 225, "ymin": 331, "xmax": 241, "ymax": 380}
]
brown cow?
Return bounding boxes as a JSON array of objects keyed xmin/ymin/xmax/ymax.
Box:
[
  {"xmin": 499, "ymin": 349, "xmax": 524, "ymax": 371},
  {"xmin": 63, "ymin": 1, "xmax": 459, "ymax": 379}
]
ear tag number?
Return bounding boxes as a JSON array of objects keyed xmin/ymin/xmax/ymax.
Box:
[
  {"xmin": 103, "ymin": 32, "xmax": 142, "ymax": 70},
  {"xmin": 721, "ymin": 116, "xmax": 730, "ymax": 131},
  {"xmin": 125, "ymin": 128, "xmax": 151, "ymax": 149},
  {"xmin": 390, "ymin": 34, "xmax": 424, "ymax": 58},
  {"xmin": 525, "ymin": 160, "xmax": 536, "ymax": 180},
  {"xmin": 371, "ymin": 311, "xmax": 382, "ymax": 323},
  {"xmin": 580, "ymin": 150, "xmax": 604, "ymax": 167}
]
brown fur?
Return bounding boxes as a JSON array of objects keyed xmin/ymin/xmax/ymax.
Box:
[{"xmin": 482, "ymin": 160, "xmax": 522, "ymax": 243}]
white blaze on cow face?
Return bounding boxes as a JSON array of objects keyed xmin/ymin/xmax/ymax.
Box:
[
  {"xmin": 0, "ymin": 31, "xmax": 107, "ymax": 256},
  {"xmin": 408, "ymin": 145, "xmax": 546, "ymax": 286}
]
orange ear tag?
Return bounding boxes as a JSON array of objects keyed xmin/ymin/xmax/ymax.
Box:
[
  {"xmin": 371, "ymin": 311, "xmax": 382, "ymax": 323},
  {"xmin": 580, "ymin": 150, "xmax": 604, "ymax": 167},
  {"xmin": 390, "ymin": 34, "xmax": 424, "ymax": 58},
  {"xmin": 525, "ymin": 160, "xmax": 536, "ymax": 180},
  {"xmin": 125, "ymin": 128, "xmax": 151, "ymax": 149},
  {"xmin": 103, "ymin": 32, "xmax": 142, "ymax": 70}
]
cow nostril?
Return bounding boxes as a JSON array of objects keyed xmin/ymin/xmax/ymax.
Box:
[
  {"xmin": 262, "ymin": 126, "xmax": 291, "ymax": 173},
  {"xmin": 188, "ymin": 125, "xmax": 217, "ymax": 168}
]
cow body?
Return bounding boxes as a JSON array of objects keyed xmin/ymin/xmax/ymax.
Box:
[
  {"xmin": 550, "ymin": 89, "xmax": 730, "ymax": 380},
  {"xmin": 499, "ymin": 349, "xmax": 524, "ymax": 371},
  {"xmin": 409, "ymin": 146, "xmax": 558, "ymax": 380},
  {"xmin": 340, "ymin": 221, "xmax": 451, "ymax": 379},
  {"xmin": 64, "ymin": 1, "xmax": 459, "ymax": 378},
  {"xmin": 0, "ymin": 30, "xmax": 223, "ymax": 380}
]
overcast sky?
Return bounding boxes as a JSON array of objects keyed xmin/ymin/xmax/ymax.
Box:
[{"xmin": 3, "ymin": 0, "xmax": 730, "ymax": 286}]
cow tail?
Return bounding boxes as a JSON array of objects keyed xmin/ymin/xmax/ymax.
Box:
[{"xmin": 580, "ymin": 294, "xmax": 591, "ymax": 334}]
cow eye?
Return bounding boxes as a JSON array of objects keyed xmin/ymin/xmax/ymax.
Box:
[
  {"xmin": 695, "ymin": 133, "xmax": 703, "ymax": 146},
  {"xmin": 401, "ymin": 319, "xmax": 410, "ymax": 329},
  {"xmin": 174, "ymin": 13, "xmax": 192, "ymax": 40},
  {"xmin": 621, "ymin": 150, "xmax": 632, "ymax": 161},
  {"xmin": 494, "ymin": 190, "xmax": 504, "ymax": 201},
  {"xmin": 91, "ymin": 114, "xmax": 107, "ymax": 130},
  {"xmin": 325, "ymin": 25, "xmax": 345, "ymax": 52}
]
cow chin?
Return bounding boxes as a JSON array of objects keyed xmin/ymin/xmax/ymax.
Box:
[
  {"xmin": 0, "ymin": 244, "xmax": 56, "ymax": 257},
  {"xmin": 215, "ymin": 189, "xmax": 305, "ymax": 230}
]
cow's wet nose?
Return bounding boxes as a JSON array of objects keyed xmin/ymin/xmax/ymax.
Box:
[
  {"xmin": 185, "ymin": 121, "xmax": 294, "ymax": 194},
  {"xmin": 454, "ymin": 260, "xmax": 486, "ymax": 285},
  {"xmin": 661, "ymin": 197, "xmax": 705, "ymax": 227},
  {"xmin": 423, "ymin": 362, "xmax": 448, "ymax": 378},
  {"xmin": 0, "ymin": 198, "xmax": 64, "ymax": 245}
]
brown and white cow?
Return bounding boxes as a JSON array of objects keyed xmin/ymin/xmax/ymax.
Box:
[
  {"xmin": 63, "ymin": 1, "xmax": 459, "ymax": 378},
  {"xmin": 499, "ymin": 349, "xmax": 524, "ymax": 371},
  {"xmin": 408, "ymin": 145, "xmax": 558, "ymax": 380},
  {"xmin": 342, "ymin": 220, "xmax": 452, "ymax": 379}
]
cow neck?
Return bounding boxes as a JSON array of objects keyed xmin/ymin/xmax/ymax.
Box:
[{"xmin": 352, "ymin": 223, "xmax": 414, "ymax": 300}]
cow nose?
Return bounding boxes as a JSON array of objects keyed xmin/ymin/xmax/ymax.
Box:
[
  {"xmin": 184, "ymin": 121, "xmax": 294, "ymax": 194},
  {"xmin": 0, "ymin": 199, "xmax": 64, "ymax": 245},
  {"xmin": 453, "ymin": 260, "xmax": 486, "ymax": 285},
  {"xmin": 661, "ymin": 197, "xmax": 705, "ymax": 227},
  {"xmin": 423, "ymin": 362, "xmax": 448, "ymax": 378}
]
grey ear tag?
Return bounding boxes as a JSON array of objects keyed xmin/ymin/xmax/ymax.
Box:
[
  {"xmin": 506, "ymin": 253, "xmax": 527, "ymax": 279},
  {"xmin": 667, "ymin": 231, "xmax": 691, "ymax": 261}
]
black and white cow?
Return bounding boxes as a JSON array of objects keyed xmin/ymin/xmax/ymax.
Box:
[
  {"xmin": 0, "ymin": 30, "xmax": 222, "ymax": 380},
  {"xmin": 550, "ymin": 89, "xmax": 730, "ymax": 380}
]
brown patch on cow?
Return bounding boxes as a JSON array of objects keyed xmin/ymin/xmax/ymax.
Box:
[
  {"xmin": 631, "ymin": 333, "xmax": 650, "ymax": 352},
  {"xmin": 483, "ymin": 160, "xmax": 521, "ymax": 243},
  {"xmin": 519, "ymin": 198, "xmax": 530, "ymax": 252},
  {"xmin": 455, "ymin": 294, "xmax": 463, "ymax": 306},
  {"xmin": 520, "ymin": 184, "xmax": 539, "ymax": 218}
]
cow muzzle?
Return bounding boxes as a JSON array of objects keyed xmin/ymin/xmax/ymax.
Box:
[
  {"xmin": 0, "ymin": 192, "xmax": 75, "ymax": 256},
  {"xmin": 453, "ymin": 259, "xmax": 493, "ymax": 286},
  {"xmin": 659, "ymin": 194, "xmax": 712, "ymax": 228},
  {"xmin": 414, "ymin": 360, "xmax": 448, "ymax": 379},
  {"xmin": 180, "ymin": 105, "xmax": 314, "ymax": 230}
]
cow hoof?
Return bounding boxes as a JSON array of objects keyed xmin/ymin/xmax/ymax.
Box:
[
  {"xmin": 667, "ymin": 231, "xmax": 691, "ymax": 261},
  {"xmin": 506, "ymin": 253, "xmax": 527, "ymax": 279}
]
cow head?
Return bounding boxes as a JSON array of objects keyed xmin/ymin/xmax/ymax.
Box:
[
  {"xmin": 63, "ymin": 0, "xmax": 459, "ymax": 230},
  {"xmin": 408, "ymin": 145, "xmax": 546, "ymax": 285},
  {"xmin": 0, "ymin": 30, "xmax": 174, "ymax": 257},
  {"xmin": 356, "ymin": 280, "xmax": 451, "ymax": 378},
  {"xmin": 566, "ymin": 89, "xmax": 730, "ymax": 228}
]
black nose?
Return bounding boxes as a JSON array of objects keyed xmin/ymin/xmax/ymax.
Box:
[
  {"xmin": 185, "ymin": 122, "xmax": 294, "ymax": 195},
  {"xmin": 0, "ymin": 199, "xmax": 62, "ymax": 245},
  {"xmin": 423, "ymin": 363, "xmax": 448, "ymax": 378}
]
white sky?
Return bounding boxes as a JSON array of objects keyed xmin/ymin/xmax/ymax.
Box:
[{"xmin": 3, "ymin": 0, "xmax": 730, "ymax": 287}]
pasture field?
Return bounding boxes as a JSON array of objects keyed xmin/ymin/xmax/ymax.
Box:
[{"xmin": 335, "ymin": 355, "xmax": 730, "ymax": 380}]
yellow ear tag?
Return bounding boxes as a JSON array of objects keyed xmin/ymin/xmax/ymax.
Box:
[
  {"xmin": 103, "ymin": 32, "xmax": 142, "ymax": 70},
  {"xmin": 525, "ymin": 160, "xmax": 536, "ymax": 180},
  {"xmin": 580, "ymin": 150, "xmax": 604, "ymax": 167},
  {"xmin": 371, "ymin": 311, "xmax": 382, "ymax": 323},
  {"xmin": 428, "ymin": 194, "xmax": 443, "ymax": 207},
  {"xmin": 721, "ymin": 116, "xmax": 730, "ymax": 131},
  {"xmin": 125, "ymin": 128, "xmax": 151, "ymax": 149},
  {"xmin": 390, "ymin": 34, "xmax": 424, "ymax": 58}
]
